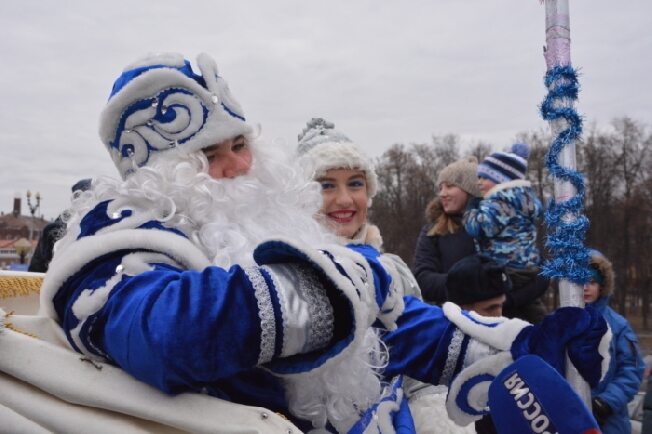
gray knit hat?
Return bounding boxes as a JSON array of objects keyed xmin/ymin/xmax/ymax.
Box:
[{"xmin": 436, "ymin": 157, "xmax": 481, "ymax": 197}]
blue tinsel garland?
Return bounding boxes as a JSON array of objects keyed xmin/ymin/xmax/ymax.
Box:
[{"xmin": 540, "ymin": 65, "xmax": 591, "ymax": 284}]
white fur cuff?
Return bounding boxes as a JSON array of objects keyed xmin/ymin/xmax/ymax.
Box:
[
  {"xmin": 442, "ymin": 302, "xmax": 530, "ymax": 351},
  {"xmin": 446, "ymin": 351, "xmax": 514, "ymax": 426}
]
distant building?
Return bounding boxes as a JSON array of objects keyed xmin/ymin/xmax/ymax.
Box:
[{"xmin": 0, "ymin": 196, "xmax": 50, "ymax": 269}]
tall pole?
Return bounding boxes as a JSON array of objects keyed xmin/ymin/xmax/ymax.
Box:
[
  {"xmin": 542, "ymin": 0, "xmax": 591, "ymax": 404},
  {"xmin": 26, "ymin": 190, "xmax": 41, "ymax": 262}
]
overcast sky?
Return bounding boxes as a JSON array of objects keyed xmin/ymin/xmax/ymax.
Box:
[{"xmin": 1, "ymin": 0, "xmax": 650, "ymax": 219}]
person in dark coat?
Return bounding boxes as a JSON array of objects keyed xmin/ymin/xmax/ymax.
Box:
[
  {"xmin": 447, "ymin": 254, "xmax": 513, "ymax": 434},
  {"xmin": 28, "ymin": 178, "xmax": 91, "ymax": 272},
  {"xmin": 412, "ymin": 154, "xmax": 550, "ymax": 321},
  {"xmin": 412, "ymin": 157, "xmax": 481, "ymax": 304}
]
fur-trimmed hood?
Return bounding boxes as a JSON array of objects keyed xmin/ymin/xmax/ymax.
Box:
[
  {"xmin": 589, "ymin": 251, "xmax": 615, "ymax": 297},
  {"xmin": 425, "ymin": 198, "xmax": 444, "ymax": 224}
]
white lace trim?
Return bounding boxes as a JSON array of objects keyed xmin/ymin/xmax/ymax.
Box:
[
  {"xmin": 244, "ymin": 266, "xmax": 276, "ymax": 364},
  {"xmin": 296, "ymin": 265, "xmax": 334, "ymax": 352},
  {"xmin": 440, "ymin": 328, "xmax": 464, "ymax": 385}
]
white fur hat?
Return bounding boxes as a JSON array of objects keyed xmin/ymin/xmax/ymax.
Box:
[
  {"xmin": 99, "ymin": 52, "xmax": 253, "ymax": 178},
  {"xmin": 297, "ymin": 118, "xmax": 378, "ymax": 198}
]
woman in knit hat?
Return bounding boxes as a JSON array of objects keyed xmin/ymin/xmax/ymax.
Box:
[
  {"xmin": 297, "ymin": 117, "xmax": 420, "ymax": 300},
  {"xmin": 412, "ymin": 156, "xmax": 482, "ymax": 304},
  {"xmin": 298, "ymin": 118, "xmax": 479, "ymax": 434},
  {"xmin": 463, "ymin": 143, "xmax": 548, "ymax": 324},
  {"xmin": 585, "ymin": 250, "xmax": 644, "ymax": 434}
]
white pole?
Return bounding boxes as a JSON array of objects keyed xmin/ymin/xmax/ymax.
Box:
[{"xmin": 543, "ymin": 0, "xmax": 591, "ymax": 405}]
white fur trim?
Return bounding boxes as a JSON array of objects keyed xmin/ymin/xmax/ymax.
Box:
[
  {"xmin": 443, "ymin": 302, "xmax": 530, "ymax": 351},
  {"xmin": 39, "ymin": 229, "xmax": 211, "ymax": 321},
  {"xmin": 377, "ymin": 289, "xmax": 404, "ymax": 332},
  {"xmin": 464, "ymin": 338, "xmax": 499, "ymax": 367},
  {"xmin": 69, "ymin": 252, "xmax": 177, "ymax": 359},
  {"xmin": 446, "ymin": 351, "xmax": 514, "ymax": 426},
  {"xmin": 362, "ymin": 386, "xmax": 403, "ymax": 434},
  {"xmin": 302, "ymin": 141, "xmax": 378, "ymax": 199},
  {"xmin": 378, "ymin": 253, "xmax": 421, "ymax": 299},
  {"xmin": 408, "ymin": 388, "xmax": 477, "ymax": 434},
  {"xmin": 484, "ymin": 179, "xmax": 532, "ymax": 198},
  {"xmin": 69, "ymin": 272, "xmax": 123, "ymax": 358},
  {"xmin": 124, "ymin": 53, "xmax": 186, "ymax": 70},
  {"xmin": 376, "ymin": 255, "xmax": 405, "ymax": 331}
]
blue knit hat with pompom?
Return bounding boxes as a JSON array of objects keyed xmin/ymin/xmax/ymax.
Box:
[{"xmin": 477, "ymin": 143, "xmax": 530, "ymax": 184}]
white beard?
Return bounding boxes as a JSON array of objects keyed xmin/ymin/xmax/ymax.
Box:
[
  {"xmin": 196, "ymin": 145, "xmax": 336, "ymax": 268},
  {"xmin": 58, "ymin": 141, "xmax": 335, "ymax": 265},
  {"xmin": 57, "ymin": 140, "xmax": 384, "ymax": 433}
]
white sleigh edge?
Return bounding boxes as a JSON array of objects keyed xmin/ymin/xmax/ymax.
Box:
[{"xmin": 0, "ymin": 270, "xmax": 301, "ymax": 434}]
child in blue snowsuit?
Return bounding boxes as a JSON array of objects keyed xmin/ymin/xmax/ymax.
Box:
[
  {"xmin": 585, "ymin": 250, "xmax": 644, "ymax": 434},
  {"xmin": 463, "ymin": 143, "xmax": 547, "ymax": 323}
]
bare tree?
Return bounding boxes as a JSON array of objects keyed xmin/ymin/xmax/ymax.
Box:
[
  {"xmin": 610, "ymin": 118, "xmax": 650, "ymax": 312},
  {"xmin": 370, "ymin": 119, "xmax": 652, "ymax": 328},
  {"xmin": 371, "ymin": 137, "xmax": 461, "ymax": 263},
  {"xmin": 466, "ymin": 141, "xmax": 493, "ymax": 163}
]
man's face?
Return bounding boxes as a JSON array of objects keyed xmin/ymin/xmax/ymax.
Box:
[
  {"xmin": 203, "ymin": 135, "xmax": 253, "ymax": 179},
  {"xmin": 462, "ymin": 294, "xmax": 506, "ymax": 317}
]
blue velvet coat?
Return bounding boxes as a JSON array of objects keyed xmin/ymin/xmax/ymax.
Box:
[{"xmin": 42, "ymin": 199, "xmax": 477, "ymax": 433}]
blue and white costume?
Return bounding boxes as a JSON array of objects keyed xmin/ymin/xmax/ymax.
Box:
[
  {"xmin": 0, "ymin": 53, "xmax": 611, "ymax": 434},
  {"xmin": 37, "ymin": 196, "xmax": 496, "ymax": 432}
]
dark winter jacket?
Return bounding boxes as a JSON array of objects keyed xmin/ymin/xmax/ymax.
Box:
[
  {"xmin": 28, "ymin": 178, "xmax": 91, "ymax": 273},
  {"xmin": 412, "ymin": 199, "xmax": 476, "ymax": 304},
  {"xmin": 28, "ymin": 217, "xmax": 65, "ymax": 273},
  {"xmin": 589, "ymin": 296, "xmax": 644, "ymax": 434},
  {"xmin": 464, "ymin": 180, "xmax": 542, "ymax": 269}
]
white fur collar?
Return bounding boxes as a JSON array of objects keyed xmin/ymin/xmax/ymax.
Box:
[
  {"xmin": 484, "ymin": 179, "xmax": 531, "ymax": 198},
  {"xmin": 345, "ymin": 223, "xmax": 383, "ymax": 250}
]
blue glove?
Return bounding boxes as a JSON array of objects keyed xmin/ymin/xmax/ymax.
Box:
[{"xmin": 510, "ymin": 306, "xmax": 609, "ymax": 388}]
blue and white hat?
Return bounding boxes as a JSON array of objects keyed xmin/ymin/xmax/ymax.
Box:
[
  {"xmin": 99, "ymin": 52, "xmax": 252, "ymax": 178},
  {"xmin": 477, "ymin": 143, "xmax": 530, "ymax": 185}
]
